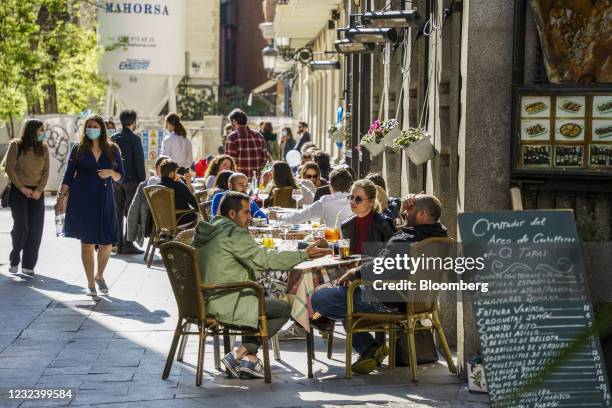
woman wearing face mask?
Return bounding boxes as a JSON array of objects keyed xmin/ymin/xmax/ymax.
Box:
[
  {"xmin": 341, "ymin": 179, "xmax": 395, "ymax": 255},
  {"xmin": 279, "ymin": 127, "xmax": 296, "ymax": 161},
  {"xmin": 161, "ymin": 112, "xmax": 192, "ymax": 174},
  {"xmin": 5, "ymin": 119, "xmax": 50, "ymax": 276},
  {"xmin": 54, "ymin": 115, "xmax": 124, "ymax": 297}
]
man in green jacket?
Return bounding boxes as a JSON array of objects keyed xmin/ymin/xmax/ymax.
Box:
[{"xmin": 192, "ymin": 191, "xmax": 330, "ymax": 379}]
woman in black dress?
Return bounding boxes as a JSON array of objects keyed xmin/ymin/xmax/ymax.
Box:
[{"xmin": 54, "ymin": 115, "xmax": 124, "ymax": 297}]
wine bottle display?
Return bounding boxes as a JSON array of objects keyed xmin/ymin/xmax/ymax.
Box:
[
  {"xmin": 589, "ymin": 145, "xmax": 612, "ymax": 167},
  {"xmin": 555, "ymin": 146, "xmax": 582, "ymax": 167},
  {"xmin": 523, "ymin": 145, "xmax": 550, "ymax": 166}
]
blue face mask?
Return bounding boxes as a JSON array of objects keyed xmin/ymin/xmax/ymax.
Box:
[
  {"xmin": 86, "ymin": 128, "xmax": 101, "ymax": 140},
  {"xmin": 37, "ymin": 131, "xmax": 48, "ymax": 142}
]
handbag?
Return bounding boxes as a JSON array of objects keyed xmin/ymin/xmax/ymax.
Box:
[
  {"xmin": 394, "ymin": 320, "xmax": 439, "ymax": 366},
  {"xmin": 0, "ymin": 144, "xmax": 15, "ymax": 208}
]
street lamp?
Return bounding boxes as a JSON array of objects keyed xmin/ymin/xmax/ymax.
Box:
[
  {"xmin": 276, "ymin": 37, "xmax": 291, "ymax": 48},
  {"xmin": 334, "ymin": 39, "xmax": 375, "ymax": 54},
  {"xmin": 308, "ymin": 60, "xmax": 341, "ymax": 71},
  {"xmin": 346, "ymin": 27, "xmax": 398, "ymax": 43},
  {"xmin": 262, "ymin": 44, "xmax": 278, "ymax": 71},
  {"xmin": 362, "ymin": 10, "xmax": 420, "ymax": 28}
]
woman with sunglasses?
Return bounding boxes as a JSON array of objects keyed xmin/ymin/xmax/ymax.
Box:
[
  {"xmin": 299, "ymin": 162, "xmax": 327, "ymax": 189},
  {"xmin": 340, "ymin": 179, "xmax": 395, "ymax": 255}
]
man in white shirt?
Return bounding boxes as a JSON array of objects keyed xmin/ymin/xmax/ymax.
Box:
[{"xmin": 273, "ymin": 168, "xmax": 353, "ymax": 227}]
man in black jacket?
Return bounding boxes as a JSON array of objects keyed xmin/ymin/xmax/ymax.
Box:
[
  {"xmin": 158, "ymin": 160, "xmax": 199, "ymax": 227},
  {"xmin": 312, "ymin": 193, "xmax": 448, "ymax": 374},
  {"xmin": 111, "ymin": 110, "xmax": 146, "ymax": 254},
  {"xmin": 295, "ymin": 121, "xmax": 311, "ymax": 152}
]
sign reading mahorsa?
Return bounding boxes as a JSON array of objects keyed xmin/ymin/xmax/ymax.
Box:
[
  {"xmin": 458, "ymin": 210, "xmax": 610, "ymax": 407},
  {"xmin": 98, "ymin": 0, "xmax": 185, "ymax": 76}
]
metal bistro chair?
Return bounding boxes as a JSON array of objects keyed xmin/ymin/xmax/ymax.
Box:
[
  {"xmin": 159, "ymin": 241, "xmax": 273, "ymax": 385},
  {"xmin": 144, "ymin": 185, "xmax": 198, "ymax": 268},
  {"xmin": 344, "ymin": 237, "xmax": 457, "ymax": 381}
]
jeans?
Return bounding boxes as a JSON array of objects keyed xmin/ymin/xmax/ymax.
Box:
[
  {"xmin": 243, "ymin": 298, "xmax": 291, "ymax": 355},
  {"xmin": 9, "ymin": 186, "xmax": 45, "ymax": 270},
  {"xmin": 312, "ymin": 286, "xmax": 394, "ymax": 355}
]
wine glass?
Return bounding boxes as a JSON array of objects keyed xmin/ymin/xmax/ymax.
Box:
[{"xmin": 292, "ymin": 188, "xmax": 303, "ymax": 210}]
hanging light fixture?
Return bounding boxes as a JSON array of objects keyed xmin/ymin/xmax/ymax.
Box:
[
  {"xmin": 362, "ymin": 10, "xmax": 420, "ymax": 28},
  {"xmin": 334, "ymin": 39, "xmax": 375, "ymax": 54},
  {"xmin": 276, "ymin": 37, "xmax": 291, "ymax": 48},
  {"xmin": 346, "ymin": 27, "xmax": 398, "ymax": 43},
  {"xmin": 308, "ymin": 60, "xmax": 340, "ymax": 71},
  {"xmin": 262, "ymin": 45, "xmax": 278, "ymax": 71}
]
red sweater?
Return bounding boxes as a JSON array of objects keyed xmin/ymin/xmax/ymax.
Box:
[{"xmin": 353, "ymin": 211, "xmax": 374, "ymax": 254}]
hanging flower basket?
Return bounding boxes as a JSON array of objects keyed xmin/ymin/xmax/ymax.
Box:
[
  {"xmin": 361, "ymin": 141, "xmax": 385, "ymax": 157},
  {"xmin": 393, "ymin": 128, "xmax": 435, "ymax": 165},
  {"xmin": 382, "ymin": 126, "xmax": 401, "ymax": 147}
]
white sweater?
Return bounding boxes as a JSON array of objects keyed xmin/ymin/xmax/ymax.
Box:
[
  {"xmin": 278, "ymin": 191, "xmax": 352, "ymax": 227},
  {"xmin": 161, "ymin": 132, "xmax": 193, "ymax": 168}
]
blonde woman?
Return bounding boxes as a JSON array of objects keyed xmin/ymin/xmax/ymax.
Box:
[{"xmin": 340, "ymin": 179, "xmax": 395, "ymax": 255}]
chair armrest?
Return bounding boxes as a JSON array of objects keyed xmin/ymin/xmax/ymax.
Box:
[
  {"xmin": 346, "ymin": 279, "xmax": 410, "ymax": 318},
  {"xmin": 201, "ymin": 281, "xmax": 266, "ymax": 315}
]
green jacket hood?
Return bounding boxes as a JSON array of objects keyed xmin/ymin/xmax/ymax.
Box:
[{"xmin": 191, "ymin": 217, "xmax": 238, "ymax": 248}]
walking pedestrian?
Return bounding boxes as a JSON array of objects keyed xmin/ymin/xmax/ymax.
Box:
[
  {"xmin": 279, "ymin": 127, "xmax": 296, "ymax": 161},
  {"xmin": 161, "ymin": 112, "xmax": 192, "ymax": 173},
  {"xmin": 262, "ymin": 122, "xmax": 279, "ymax": 160},
  {"xmin": 5, "ymin": 119, "xmax": 50, "ymax": 276},
  {"xmin": 111, "ymin": 110, "xmax": 145, "ymax": 254},
  {"xmin": 295, "ymin": 121, "xmax": 311, "ymax": 152},
  {"xmin": 54, "ymin": 115, "xmax": 124, "ymax": 297},
  {"xmin": 224, "ymin": 109, "xmax": 268, "ymax": 178}
]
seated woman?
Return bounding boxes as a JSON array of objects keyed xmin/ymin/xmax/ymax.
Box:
[
  {"xmin": 264, "ymin": 161, "xmax": 313, "ymax": 208},
  {"xmin": 299, "ymin": 162, "xmax": 327, "ymax": 189},
  {"xmin": 206, "ymin": 170, "xmax": 234, "ymax": 201},
  {"xmin": 313, "ymin": 151, "xmax": 331, "ymax": 181},
  {"xmin": 158, "ymin": 160, "xmax": 199, "ymax": 228},
  {"xmin": 341, "ymin": 179, "xmax": 395, "ymax": 256},
  {"xmin": 204, "ymin": 155, "xmax": 236, "ymax": 190}
]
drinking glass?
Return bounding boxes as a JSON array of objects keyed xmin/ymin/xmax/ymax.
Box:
[
  {"xmin": 325, "ymin": 227, "xmax": 340, "ymax": 242},
  {"xmin": 292, "ymin": 189, "xmax": 303, "ymax": 209},
  {"xmin": 338, "ymin": 239, "xmax": 350, "ymax": 259}
]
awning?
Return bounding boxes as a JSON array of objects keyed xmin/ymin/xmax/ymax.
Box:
[{"xmin": 251, "ymin": 79, "xmax": 278, "ymax": 95}]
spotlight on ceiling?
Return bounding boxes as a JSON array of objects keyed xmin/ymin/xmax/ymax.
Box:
[
  {"xmin": 345, "ymin": 27, "xmax": 398, "ymax": 43},
  {"xmin": 308, "ymin": 60, "xmax": 341, "ymax": 71},
  {"xmin": 334, "ymin": 39, "xmax": 375, "ymax": 54},
  {"xmin": 362, "ymin": 10, "xmax": 420, "ymax": 28}
]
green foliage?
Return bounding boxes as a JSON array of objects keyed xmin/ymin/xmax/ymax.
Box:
[
  {"xmin": 176, "ymin": 82, "xmax": 275, "ymax": 120},
  {"xmin": 0, "ymin": 0, "xmax": 105, "ymax": 136}
]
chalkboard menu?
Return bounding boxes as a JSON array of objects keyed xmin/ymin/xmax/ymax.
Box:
[
  {"xmin": 458, "ymin": 210, "xmax": 610, "ymax": 407},
  {"xmin": 512, "ymin": 87, "xmax": 612, "ymax": 179}
]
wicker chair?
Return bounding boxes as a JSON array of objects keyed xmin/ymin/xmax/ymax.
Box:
[
  {"xmin": 144, "ymin": 185, "xmax": 198, "ymax": 268},
  {"xmin": 344, "ymin": 237, "xmax": 457, "ymax": 381},
  {"xmin": 174, "ymin": 229, "xmax": 195, "ymax": 245},
  {"xmin": 159, "ymin": 241, "xmax": 273, "ymax": 385}
]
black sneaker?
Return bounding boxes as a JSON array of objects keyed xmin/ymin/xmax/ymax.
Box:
[{"xmin": 238, "ymin": 358, "xmax": 265, "ymax": 379}]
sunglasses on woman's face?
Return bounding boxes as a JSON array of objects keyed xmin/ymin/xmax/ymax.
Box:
[
  {"xmin": 305, "ymin": 173, "xmax": 318, "ymax": 180},
  {"xmin": 348, "ymin": 195, "xmax": 368, "ymax": 204}
]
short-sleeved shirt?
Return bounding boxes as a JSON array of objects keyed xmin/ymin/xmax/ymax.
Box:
[{"xmin": 224, "ymin": 126, "xmax": 268, "ymax": 177}]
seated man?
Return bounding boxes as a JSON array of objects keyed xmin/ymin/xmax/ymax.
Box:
[
  {"xmin": 192, "ymin": 192, "xmax": 330, "ymax": 379},
  {"xmin": 311, "ymin": 193, "xmax": 448, "ymax": 374},
  {"xmin": 210, "ymin": 172, "xmax": 267, "ymax": 220},
  {"xmin": 273, "ymin": 168, "xmax": 353, "ymax": 227},
  {"xmin": 159, "ymin": 159, "xmax": 199, "ymax": 227}
]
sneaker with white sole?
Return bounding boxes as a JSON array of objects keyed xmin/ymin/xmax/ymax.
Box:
[
  {"xmin": 86, "ymin": 287, "xmax": 97, "ymax": 296},
  {"xmin": 8, "ymin": 266, "xmax": 18, "ymax": 274},
  {"xmin": 21, "ymin": 268, "xmax": 34, "ymax": 276},
  {"xmin": 238, "ymin": 358, "xmax": 265, "ymax": 379},
  {"xmin": 221, "ymin": 351, "xmax": 241, "ymax": 379},
  {"xmin": 95, "ymin": 278, "xmax": 109, "ymax": 294}
]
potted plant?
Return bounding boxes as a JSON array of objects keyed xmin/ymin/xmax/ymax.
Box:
[
  {"xmin": 359, "ymin": 119, "xmax": 400, "ymax": 157},
  {"xmin": 467, "ymin": 353, "xmax": 488, "ymax": 393},
  {"xmin": 392, "ymin": 127, "xmax": 435, "ymax": 165}
]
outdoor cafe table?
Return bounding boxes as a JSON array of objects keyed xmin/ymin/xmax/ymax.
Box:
[{"xmin": 259, "ymin": 255, "xmax": 362, "ymax": 332}]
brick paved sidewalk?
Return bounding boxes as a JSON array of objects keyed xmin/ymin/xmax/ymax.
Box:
[{"xmin": 0, "ymin": 203, "xmax": 489, "ymax": 407}]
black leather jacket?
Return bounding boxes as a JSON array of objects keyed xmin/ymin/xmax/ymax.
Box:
[{"xmin": 341, "ymin": 211, "xmax": 395, "ymax": 255}]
